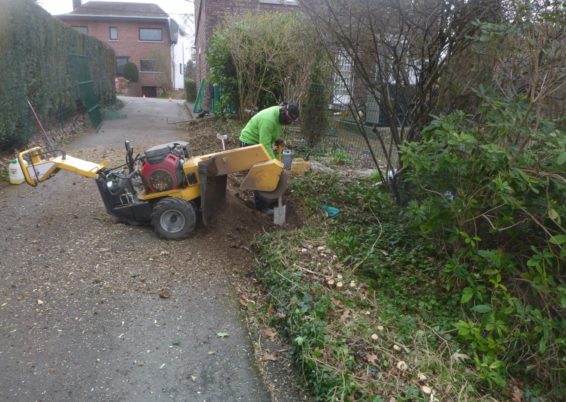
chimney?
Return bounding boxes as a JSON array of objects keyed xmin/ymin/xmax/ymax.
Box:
[{"xmin": 73, "ymin": 0, "xmax": 81, "ymax": 9}]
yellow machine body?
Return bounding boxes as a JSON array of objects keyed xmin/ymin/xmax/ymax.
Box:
[
  {"xmin": 18, "ymin": 144, "xmax": 282, "ymax": 195},
  {"xmin": 17, "ymin": 142, "xmax": 287, "ymax": 238}
]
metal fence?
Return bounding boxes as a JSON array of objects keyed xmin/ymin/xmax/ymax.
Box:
[
  {"xmin": 284, "ymin": 106, "xmax": 399, "ymax": 171},
  {"xmin": 189, "ymin": 97, "xmax": 400, "ymax": 171},
  {"xmin": 68, "ymin": 54, "xmax": 103, "ymax": 131}
]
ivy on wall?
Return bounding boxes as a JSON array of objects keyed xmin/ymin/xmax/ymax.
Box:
[{"xmin": 0, "ymin": 0, "xmax": 116, "ymax": 150}]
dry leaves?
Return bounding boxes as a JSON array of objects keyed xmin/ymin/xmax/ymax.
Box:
[
  {"xmin": 261, "ymin": 352, "xmax": 278, "ymax": 362},
  {"xmin": 451, "ymin": 351, "xmax": 470, "ymax": 363},
  {"xmin": 263, "ymin": 327, "xmax": 277, "ymax": 341},
  {"xmin": 511, "ymin": 385, "xmax": 523, "ymax": 402},
  {"xmin": 366, "ymin": 353, "xmax": 378, "ymax": 365}
]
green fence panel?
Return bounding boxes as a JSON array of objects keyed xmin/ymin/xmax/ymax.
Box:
[
  {"xmin": 69, "ymin": 54, "xmax": 102, "ymax": 131},
  {"xmin": 193, "ymin": 79, "xmax": 205, "ymax": 113}
]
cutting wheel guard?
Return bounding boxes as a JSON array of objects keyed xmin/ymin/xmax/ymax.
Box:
[
  {"xmin": 198, "ymin": 155, "xmax": 289, "ymax": 225},
  {"xmin": 257, "ymin": 171, "xmax": 289, "ymax": 200},
  {"xmin": 198, "ymin": 158, "xmax": 227, "ymax": 226}
]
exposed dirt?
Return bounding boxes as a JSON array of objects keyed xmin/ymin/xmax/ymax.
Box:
[{"xmin": 0, "ymin": 99, "xmax": 309, "ymax": 401}]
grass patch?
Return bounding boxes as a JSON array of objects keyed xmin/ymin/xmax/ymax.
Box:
[{"xmin": 251, "ymin": 173, "xmax": 495, "ymax": 401}]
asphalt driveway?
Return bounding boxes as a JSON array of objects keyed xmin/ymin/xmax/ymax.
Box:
[{"xmin": 0, "ymin": 97, "xmax": 273, "ymax": 402}]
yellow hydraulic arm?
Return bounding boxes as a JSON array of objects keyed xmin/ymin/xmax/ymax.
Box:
[{"xmin": 18, "ymin": 147, "xmax": 108, "ymax": 186}]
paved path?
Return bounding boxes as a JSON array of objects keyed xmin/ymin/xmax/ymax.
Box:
[{"xmin": 0, "ymin": 97, "xmax": 271, "ymax": 402}]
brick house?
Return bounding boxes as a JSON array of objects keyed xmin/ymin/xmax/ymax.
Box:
[
  {"xmin": 58, "ymin": 1, "xmax": 180, "ymax": 97},
  {"xmin": 194, "ymin": 0, "xmax": 299, "ymax": 109}
]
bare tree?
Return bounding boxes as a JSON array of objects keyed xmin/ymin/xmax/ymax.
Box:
[
  {"xmin": 301, "ymin": 0, "xmax": 503, "ymax": 199},
  {"xmin": 144, "ymin": 48, "xmax": 173, "ymax": 94}
]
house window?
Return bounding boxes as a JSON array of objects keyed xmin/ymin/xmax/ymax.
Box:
[
  {"xmin": 259, "ymin": 0, "xmax": 299, "ymax": 4},
  {"xmin": 179, "ymin": 63, "xmax": 183, "ymax": 75},
  {"xmin": 72, "ymin": 26, "xmax": 88, "ymax": 35},
  {"xmin": 116, "ymin": 56, "xmax": 129, "ymax": 76},
  {"xmin": 139, "ymin": 28, "xmax": 162, "ymax": 42},
  {"xmin": 140, "ymin": 59, "xmax": 159, "ymax": 72},
  {"xmin": 333, "ymin": 51, "xmax": 353, "ymax": 105},
  {"xmin": 109, "ymin": 27, "xmax": 118, "ymax": 40}
]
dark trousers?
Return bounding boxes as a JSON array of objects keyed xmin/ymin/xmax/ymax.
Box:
[{"xmin": 240, "ymin": 141, "xmax": 271, "ymax": 211}]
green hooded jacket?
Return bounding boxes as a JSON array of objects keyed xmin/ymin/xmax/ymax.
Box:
[{"xmin": 239, "ymin": 106, "xmax": 281, "ymax": 159}]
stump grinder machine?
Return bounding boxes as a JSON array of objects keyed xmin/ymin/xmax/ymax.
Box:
[{"xmin": 17, "ymin": 141, "xmax": 288, "ymax": 239}]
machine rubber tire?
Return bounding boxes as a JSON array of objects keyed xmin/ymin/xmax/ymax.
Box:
[{"xmin": 151, "ymin": 197, "xmax": 196, "ymax": 240}]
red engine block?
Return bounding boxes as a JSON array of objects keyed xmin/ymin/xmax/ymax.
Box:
[{"xmin": 140, "ymin": 143, "xmax": 187, "ymax": 193}]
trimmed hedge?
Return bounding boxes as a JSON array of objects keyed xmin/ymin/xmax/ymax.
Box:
[
  {"xmin": 184, "ymin": 79, "xmax": 196, "ymax": 102},
  {"xmin": 0, "ymin": 0, "xmax": 116, "ymax": 150},
  {"xmin": 123, "ymin": 62, "xmax": 138, "ymax": 82}
]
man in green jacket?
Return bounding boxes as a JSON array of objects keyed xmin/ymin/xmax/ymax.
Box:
[
  {"xmin": 239, "ymin": 103, "xmax": 300, "ymax": 159},
  {"xmin": 239, "ymin": 103, "xmax": 300, "ymax": 213}
]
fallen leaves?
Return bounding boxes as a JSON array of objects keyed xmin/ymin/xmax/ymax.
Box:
[
  {"xmin": 263, "ymin": 327, "xmax": 277, "ymax": 341},
  {"xmin": 421, "ymin": 385, "xmax": 432, "ymax": 395},
  {"xmin": 339, "ymin": 309, "xmax": 352, "ymax": 323},
  {"xmin": 366, "ymin": 353, "xmax": 378, "ymax": 365},
  {"xmin": 216, "ymin": 331, "xmax": 229, "ymax": 338},
  {"xmin": 511, "ymin": 384, "xmax": 523, "ymax": 402},
  {"xmin": 261, "ymin": 352, "xmax": 278, "ymax": 362},
  {"xmin": 451, "ymin": 351, "xmax": 470, "ymax": 363}
]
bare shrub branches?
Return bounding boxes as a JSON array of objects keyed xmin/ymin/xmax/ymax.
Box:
[{"xmin": 301, "ymin": 0, "xmax": 502, "ymax": 180}]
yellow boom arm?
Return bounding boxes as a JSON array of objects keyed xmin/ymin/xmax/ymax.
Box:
[{"xmin": 18, "ymin": 147, "xmax": 108, "ymax": 186}]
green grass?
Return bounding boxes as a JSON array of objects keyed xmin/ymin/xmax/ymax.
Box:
[{"xmin": 250, "ymin": 173, "xmax": 492, "ymax": 401}]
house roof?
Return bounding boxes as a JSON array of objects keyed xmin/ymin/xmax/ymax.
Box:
[
  {"xmin": 63, "ymin": 1, "xmax": 168, "ymax": 18},
  {"xmin": 58, "ymin": 1, "xmax": 179, "ymax": 43}
]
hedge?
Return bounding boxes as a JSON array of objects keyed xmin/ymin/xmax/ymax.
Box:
[
  {"xmin": 0, "ymin": 0, "xmax": 116, "ymax": 150},
  {"xmin": 184, "ymin": 79, "xmax": 196, "ymax": 102}
]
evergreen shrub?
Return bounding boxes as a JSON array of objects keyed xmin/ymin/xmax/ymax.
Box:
[
  {"xmin": 123, "ymin": 62, "xmax": 138, "ymax": 82},
  {"xmin": 185, "ymin": 79, "xmax": 196, "ymax": 102},
  {"xmin": 0, "ymin": 0, "xmax": 115, "ymax": 150}
]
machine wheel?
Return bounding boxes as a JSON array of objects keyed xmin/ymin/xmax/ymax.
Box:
[{"xmin": 151, "ymin": 197, "xmax": 196, "ymax": 240}]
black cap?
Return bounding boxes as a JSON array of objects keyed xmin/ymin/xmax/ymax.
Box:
[{"xmin": 286, "ymin": 103, "xmax": 300, "ymax": 121}]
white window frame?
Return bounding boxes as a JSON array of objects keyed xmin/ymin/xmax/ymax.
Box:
[
  {"xmin": 333, "ymin": 51, "xmax": 353, "ymax": 106},
  {"xmin": 109, "ymin": 26, "xmax": 118, "ymax": 41},
  {"xmin": 139, "ymin": 28, "xmax": 163, "ymax": 42}
]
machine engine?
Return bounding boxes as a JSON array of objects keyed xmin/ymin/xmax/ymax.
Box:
[{"xmin": 139, "ymin": 142, "xmax": 189, "ymax": 193}]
